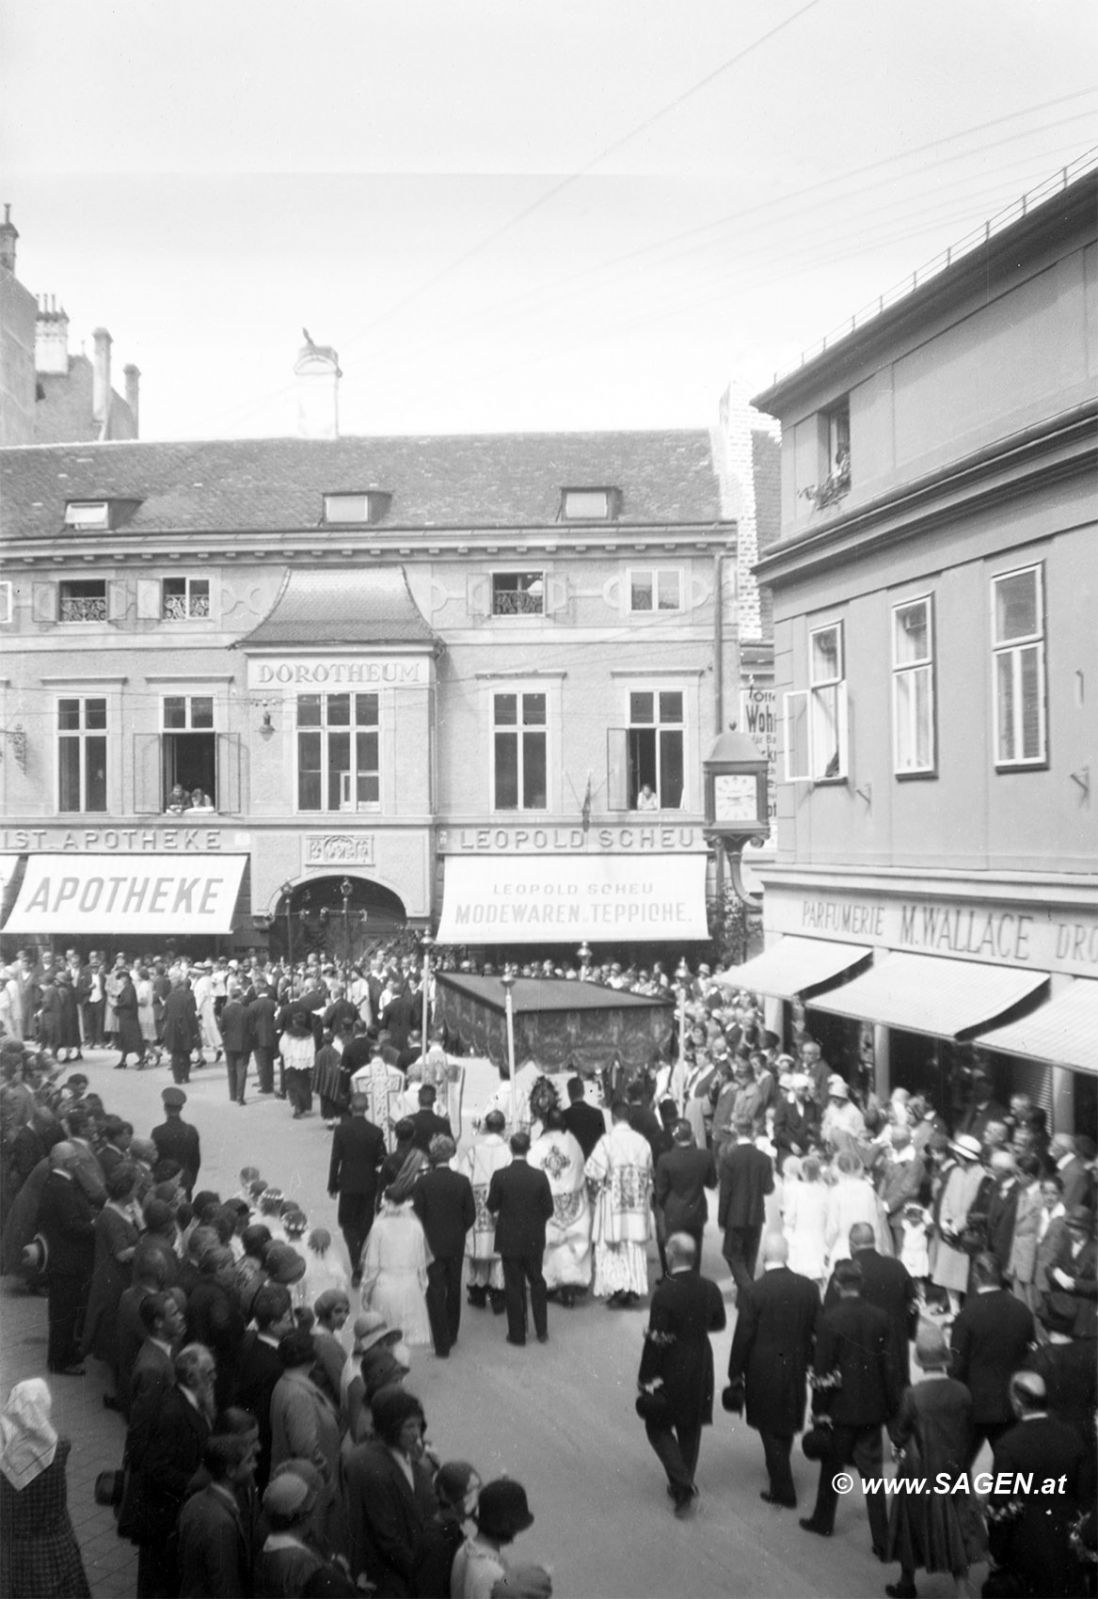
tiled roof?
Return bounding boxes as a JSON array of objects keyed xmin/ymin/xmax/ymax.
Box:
[
  {"xmin": 0, "ymin": 430, "xmax": 724, "ymax": 540},
  {"xmin": 240, "ymin": 568, "xmax": 436, "ymax": 647}
]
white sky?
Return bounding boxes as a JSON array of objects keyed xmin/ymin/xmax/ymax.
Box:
[{"xmin": 3, "ymin": 0, "xmax": 1096, "ymax": 439}]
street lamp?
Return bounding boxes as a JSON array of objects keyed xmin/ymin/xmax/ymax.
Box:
[
  {"xmin": 500, "ymin": 969, "xmax": 518, "ymax": 1130},
  {"xmin": 339, "ymin": 878, "xmax": 353, "ymax": 969},
  {"xmin": 280, "ymin": 881, "xmax": 294, "ymax": 969},
  {"xmin": 420, "ymin": 931, "xmax": 434, "ymax": 1053}
]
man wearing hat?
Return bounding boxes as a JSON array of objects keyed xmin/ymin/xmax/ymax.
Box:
[
  {"xmin": 949, "ymin": 1250, "xmax": 1035, "ymax": 1466},
  {"xmin": 451, "ymin": 1478, "xmax": 539, "ymax": 1598},
  {"xmin": 151, "ymin": 1087, "xmax": 201, "ymax": 1197},
  {"xmin": 956, "ymin": 1068, "xmax": 1007, "ymax": 1146},
  {"xmin": 1044, "ymin": 1204, "xmax": 1098, "ymax": 1339},
  {"xmin": 161, "ymin": 974, "xmax": 198, "ymax": 1086},
  {"xmin": 772, "ymin": 1070, "xmax": 819, "ymax": 1173}
]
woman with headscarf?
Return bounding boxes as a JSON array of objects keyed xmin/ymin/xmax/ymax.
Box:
[
  {"xmin": 529, "ymin": 1107, "xmax": 591, "ymax": 1307},
  {"xmin": 359, "ymin": 1152, "xmax": 431, "ymax": 1346},
  {"xmin": 0, "ymin": 1379, "xmax": 90, "ymax": 1598}
]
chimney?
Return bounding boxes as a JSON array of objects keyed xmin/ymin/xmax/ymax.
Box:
[
  {"xmin": 294, "ymin": 333, "xmax": 341, "ymax": 440},
  {"xmin": 92, "ymin": 327, "xmax": 112, "ymax": 426},
  {"xmin": 35, "ymin": 295, "xmax": 71, "ymax": 375},
  {"xmin": 123, "ymin": 363, "xmax": 141, "ymax": 434},
  {"xmin": 0, "ymin": 203, "xmax": 17, "ymax": 273}
]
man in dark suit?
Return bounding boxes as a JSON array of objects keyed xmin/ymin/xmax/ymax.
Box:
[
  {"xmin": 150, "ymin": 1086, "xmax": 201, "ymax": 1196},
  {"xmin": 186, "ymin": 1245, "xmax": 247, "ymax": 1410},
  {"xmin": 771, "ymin": 1073, "xmax": 819, "ymax": 1171},
  {"xmin": 487, "ymin": 1130, "xmax": 554, "ymax": 1347},
  {"xmin": 174, "ymin": 1433, "xmax": 255, "ymax": 1599},
  {"xmin": 636, "ymin": 1232, "xmax": 726, "ymax": 1515},
  {"xmin": 37, "ymin": 1140, "xmax": 96, "ymax": 1374},
  {"xmin": 407, "ymin": 1084, "xmax": 453, "ymax": 1154},
  {"xmin": 561, "ymin": 1075, "xmax": 606, "ymax": 1161},
  {"xmin": 988, "ymin": 1371, "xmax": 1087, "ymax": 1599},
  {"xmin": 727, "ymin": 1232, "xmax": 820, "ymax": 1509},
  {"xmin": 1024, "ymin": 1298, "xmax": 1098, "ymax": 1445},
  {"xmin": 412, "ymin": 1134, "xmax": 476, "ymax": 1357},
  {"xmin": 247, "ymin": 981, "xmax": 279, "ymax": 1094},
  {"xmin": 956, "ymin": 1069, "xmax": 1008, "ymax": 1146},
  {"xmin": 218, "ymin": 983, "xmax": 252, "ymax": 1104},
  {"xmin": 160, "ymin": 976, "xmax": 198, "ymax": 1086},
  {"xmin": 984, "ymin": 1150, "xmax": 1020, "ymax": 1273},
  {"xmin": 328, "ymin": 1092, "xmax": 386, "ymax": 1286},
  {"xmin": 121, "ymin": 1342, "xmax": 216, "ymax": 1599},
  {"xmin": 950, "ymin": 1249, "xmax": 1035, "ymax": 1465},
  {"xmin": 654, "ymin": 1120, "xmax": 716, "ymax": 1265},
  {"xmin": 236, "ymin": 1285, "xmax": 295, "ymax": 1491},
  {"xmin": 1044, "ymin": 1204, "xmax": 1098, "ymax": 1339},
  {"xmin": 824, "ymin": 1221, "xmax": 919, "ymax": 1389},
  {"xmin": 717, "ymin": 1117, "xmax": 774, "ymax": 1297},
  {"xmin": 800, "ymin": 1258, "xmax": 897, "ymax": 1558}
]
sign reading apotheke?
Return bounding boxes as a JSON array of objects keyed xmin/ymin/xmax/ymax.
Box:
[
  {"xmin": 766, "ymin": 887, "xmax": 1098, "ymax": 977},
  {"xmin": 247, "ymin": 656, "xmax": 427, "ymax": 690}
]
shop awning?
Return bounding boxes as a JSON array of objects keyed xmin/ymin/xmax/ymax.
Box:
[
  {"xmin": 714, "ymin": 935, "xmax": 873, "ymax": 998},
  {"xmin": 3, "ymin": 854, "xmax": 248, "ymax": 937},
  {"xmin": 808, "ymin": 952, "xmax": 1048, "ymax": 1039},
  {"xmin": 975, "ymin": 979, "xmax": 1098, "ymax": 1074},
  {"xmin": 435, "ymin": 853, "xmax": 710, "ymax": 945}
]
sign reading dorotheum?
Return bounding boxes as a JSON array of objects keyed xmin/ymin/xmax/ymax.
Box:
[
  {"xmin": 303, "ymin": 834, "xmax": 376, "ymax": 868},
  {"xmin": 247, "ymin": 657, "xmax": 428, "ymax": 689}
]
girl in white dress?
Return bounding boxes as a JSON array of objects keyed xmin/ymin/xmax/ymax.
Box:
[
  {"xmin": 782, "ymin": 1154, "xmax": 829, "ymax": 1285},
  {"xmin": 360, "ymin": 1152, "xmax": 431, "ymax": 1347}
]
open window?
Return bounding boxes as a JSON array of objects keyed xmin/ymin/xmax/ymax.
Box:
[
  {"xmin": 625, "ymin": 691, "xmax": 683, "ymax": 809},
  {"xmin": 783, "ymin": 621, "xmax": 848, "ymax": 782}
]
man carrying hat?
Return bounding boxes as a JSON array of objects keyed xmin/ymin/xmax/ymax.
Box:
[{"xmin": 150, "ymin": 1088, "xmax": 201, "ymax": 1198}]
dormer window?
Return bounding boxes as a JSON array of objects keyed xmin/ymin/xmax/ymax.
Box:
[
  {"xmin": 62, "ymin": 498, "xmax": 141, "ymax": 531},
  {"xmin": 322, "ymin": 491, "xmax": 391, "ymax": 525},
  {"xmin": 560, "ymin": 487, "xmax": 619, "ymax": 522},
  {"xmin": 63, "ymin": 501, "xmax": 110, "ymax": 529}
]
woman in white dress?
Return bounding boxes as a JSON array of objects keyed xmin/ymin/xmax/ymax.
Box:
[
  {"xmin": 825, "ymin": 1150, "xmax": 893, "ymax": 1265},
  {"xmin": 529, "ymin": 1108, "xmax": 591, "ymax": 1307},
  {"xmin": 360, "ymin": 1152, "xmax": 431, "ymax": 1347},
  {"xmin": 135, "ymin": 968, "xmax": 158, "ymax": 1058},
  {"xmin": 782, "ymin": 1154, "xmax": 830, "ymax": 1285}
]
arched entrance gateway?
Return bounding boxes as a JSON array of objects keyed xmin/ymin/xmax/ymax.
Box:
[{"xmin": 272, "ymin": 876, "xmax": 407, "ymax": 967}]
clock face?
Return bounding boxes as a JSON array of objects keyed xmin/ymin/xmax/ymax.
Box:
[{"xmin": 713, "ymin": 773, "xmax": 758, "ymax": 825}]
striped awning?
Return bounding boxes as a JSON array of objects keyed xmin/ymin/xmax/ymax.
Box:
[{"xmin": 976, "ymin": 979, "xmax": 1098, "ymax": 1074}]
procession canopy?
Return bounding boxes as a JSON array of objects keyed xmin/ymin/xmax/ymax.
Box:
[{"xmin": 434, "ymin": 972, "xmax": 673, "ymax": 1077}]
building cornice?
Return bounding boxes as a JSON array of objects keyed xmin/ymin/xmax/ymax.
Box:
[
  {"xmin": 755, "ymin": 400, "xmax": 1096, "ymax": 588},
  {"xmin": 0, "ymin": 523, "xmax": 735, "ymax": 566},
  {"xmin": 758, "ymin": 860, "xmax": 1098, "ymax": 909}
]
